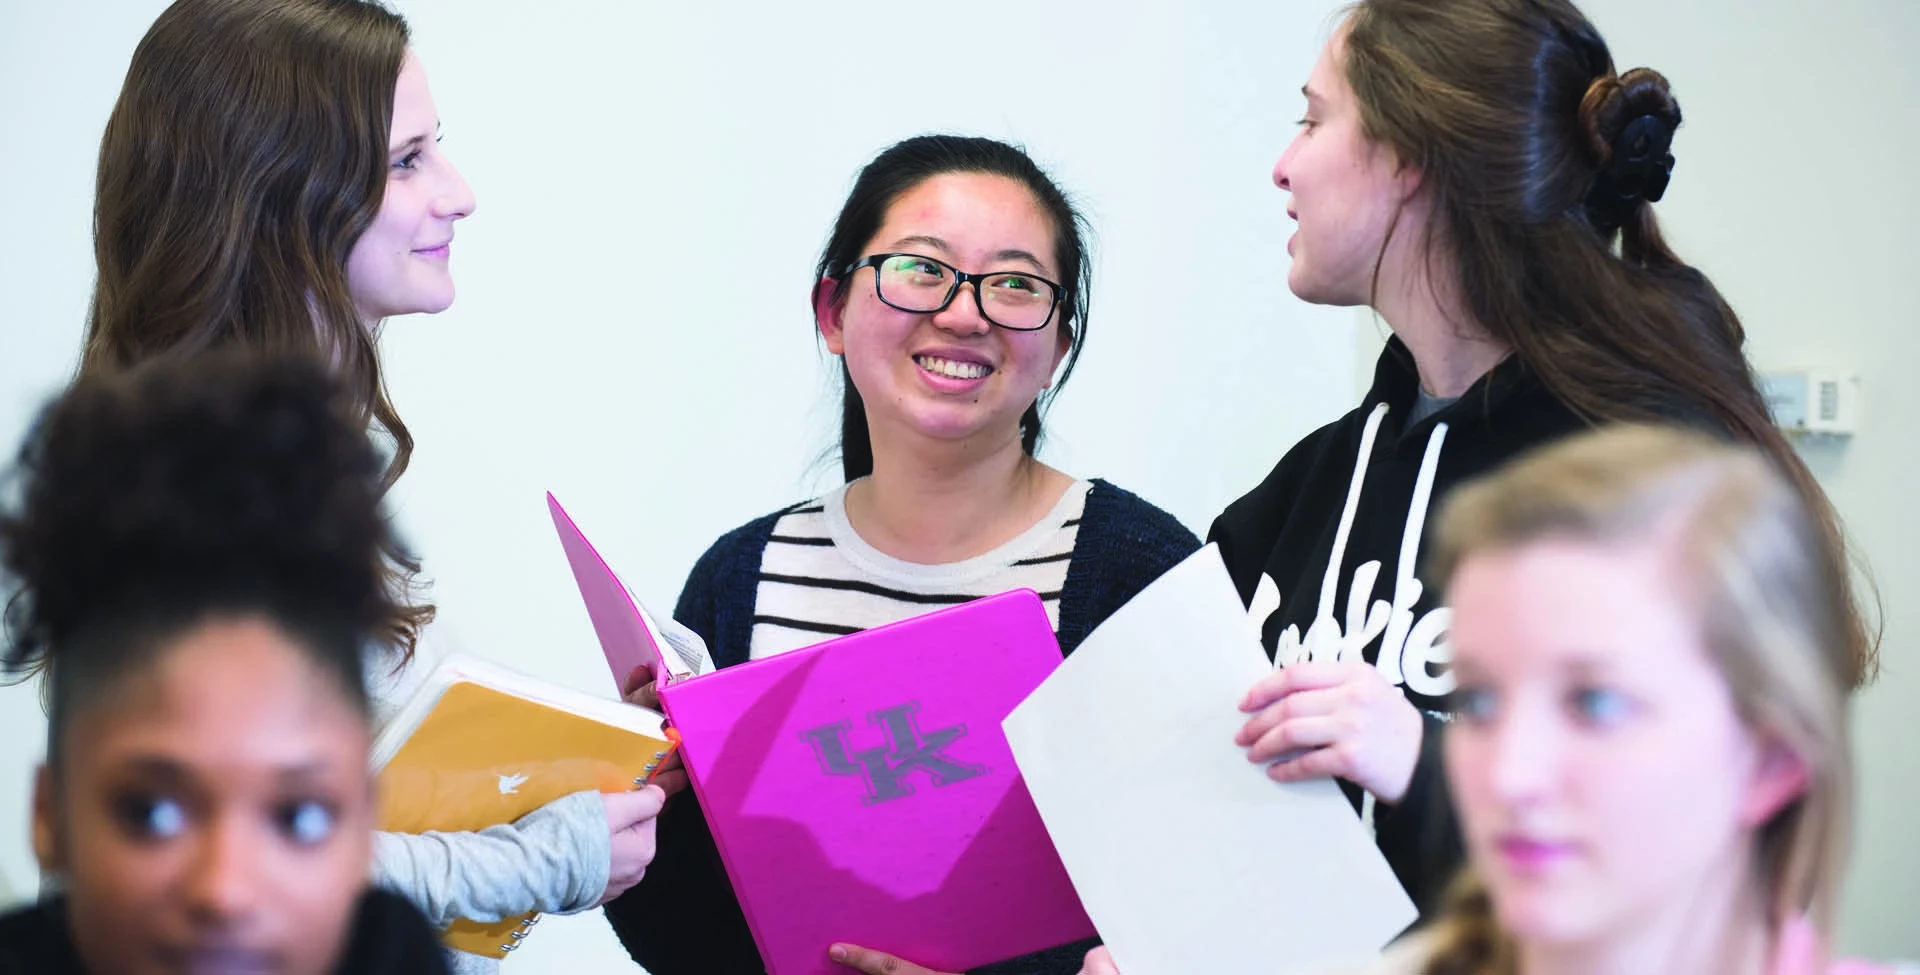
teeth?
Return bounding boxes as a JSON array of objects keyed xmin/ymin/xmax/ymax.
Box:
[{"xmin": 916, "ymin": 356, "xmax": 990, "ymax": 380}]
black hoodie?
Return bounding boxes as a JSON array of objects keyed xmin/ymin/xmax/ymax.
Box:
[{"xmin": 1207, "ymin": 337, "xmax": 1590, "ymax": 919}]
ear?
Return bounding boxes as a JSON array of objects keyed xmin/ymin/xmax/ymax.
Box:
[
  {"xmin": 1392, "ymin": 157, "xmax": 1425, "ymax": 204},
  {"xmin": 1740, "ymin": 738, "xmax": 1811, "ymax": 829},
  {"xmin": 31, "ymin": 764, "xmax": 64, "ymax": 876},
  {"xmin": 1044, "ymin": 322, "xmax": 1072, "ymax": 389},
  {"xmin": 813, "ymin": 277, "xmax": 847, "ymax": 356}
]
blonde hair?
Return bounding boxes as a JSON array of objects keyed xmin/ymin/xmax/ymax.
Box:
[{"xmin": 1420, "ymin": 423, "xmax": 1857, "ymax": 974}]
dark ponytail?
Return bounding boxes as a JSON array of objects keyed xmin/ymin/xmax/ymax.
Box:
[
  {"xmin": 813, "ymin": 134, "xmax": 1093, "ymax": 481},
  {"xmin": 1343, "ymin": 0, "xmax": 1878, "ymax": 684}
]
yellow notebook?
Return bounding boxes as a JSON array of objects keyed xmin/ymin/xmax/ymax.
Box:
[{"xmin": 371, "ymin": 653, "xmax": 678, "ymax": 959}]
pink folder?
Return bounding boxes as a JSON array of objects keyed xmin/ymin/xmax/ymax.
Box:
[
  {"xmin": 658, "ymin": 592, "xmax": 1096, "ymax": 975},
  {"xmin": 547, "ymin": 492, "xmax": 1094, "ymax": 972},
  {"xmin": 547, "ymin": 492, "xmax": 679, "ymax": 695}
]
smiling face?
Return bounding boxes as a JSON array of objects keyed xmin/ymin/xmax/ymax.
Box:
[
  {"xmin": 1444, "ymin": 535, "xmax": 1804, "ymax": 947},
  {"xmin": 818, "ymin": 172, "xmax": 1070, "ymax": 451},
  {"xmin": 34, "ymin": 616, "xmax": 375, "ymax": 975},
  {"xmin": 1272, "ymin": 24, "xmax": 1416, "ymax": 306},
  {"xmin": 345, "ymin": 50, "xmax": 476, "ymax": 323}
]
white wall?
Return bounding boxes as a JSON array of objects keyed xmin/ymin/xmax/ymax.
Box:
[
  {"xmin": 1, "ymin": 0, "xmax": 1914, "ymax": 969},
  {"xmin": 1585, "ymin": 0, "xmax": 1920, "ymax": 958}
]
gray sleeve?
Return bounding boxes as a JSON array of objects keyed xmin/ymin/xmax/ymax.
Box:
[{"xmin": 369, "ymin": 789, "xmax": 611, "ymax": 928}]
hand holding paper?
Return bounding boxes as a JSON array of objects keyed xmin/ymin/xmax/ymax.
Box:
[
  {"xmin": 1236, "ymin": 659, "xmax": 1425, "ymax": 803},
  {"xmin": 1002, "ymin": 545, "xmax": 1416, "ymax": 975}
]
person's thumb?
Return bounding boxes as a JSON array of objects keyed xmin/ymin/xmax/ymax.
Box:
[
  {"xmin": 603, "ymin": 785, "xmax": 666, "ymax": 830},
  {"xmin": 1769, "ymin": 914, "xmax": 1823, "ymax": 975}
]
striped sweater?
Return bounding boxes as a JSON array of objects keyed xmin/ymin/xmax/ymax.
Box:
[{"xmin": 747, "ymin": 480, "xmax": 1090, "ymax": 658}]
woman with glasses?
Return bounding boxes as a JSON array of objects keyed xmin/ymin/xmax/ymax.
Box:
[{"xmin": 604, "ymin": 134, "xmax": 1199, "ymax": 975}]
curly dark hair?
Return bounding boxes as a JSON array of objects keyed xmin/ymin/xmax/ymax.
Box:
[{"xmin": 1, "ymin": 353, "xmax": 402, "ymax": 763}]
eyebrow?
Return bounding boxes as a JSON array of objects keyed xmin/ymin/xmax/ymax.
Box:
[
  {"xmin": 888, "ymin": 235, "xmax": 1052, "ymax": 275},
  {"xmin": 117, "ymin": 755, "xmax": 191, "ymax": 782},
  {"xmin": 112, "ymin": 753, "xmax": 336, "ymax": 784},
  {"xmin": 1448, "ymin": 657, "xmax": 1487, "ymax": 683},
  {"xmin": 387, "ymin": 121, "xmax": 443, "ymax": 154},
  {"xmin": 1559, "ymin": 654, "xmax": 1623, "ymax": 679},
  {"xmin": 275, "ymin": 761, "xmax": 339, "ymax": 786},
  {"xmin": 991, "ymin": 249, "xmax": 1049, "ymax": 273},
  {"xmin": 890, "ymin": 234, "xmax": 953, "ymax": 255}
]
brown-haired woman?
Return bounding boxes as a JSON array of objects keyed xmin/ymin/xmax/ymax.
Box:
[
  {"xmin": 1203, "ymin": 0, "xmax": 1875, "ymax": 935},
  {"xmin": 65, "ymin": 2, "xmax": 664, "ymax": 973}
]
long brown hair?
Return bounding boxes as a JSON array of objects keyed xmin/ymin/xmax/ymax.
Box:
[
  {"xmin": 1423, "ymin": 424, "xmax": 1858, "ymax": 973},
  {"xmin": 1340, "ymin": 0, "xmax": 1876, "ymax": 686},
  {"xmin": 79, "ymin": 0, "xmax": 431, "ymax": 658}
]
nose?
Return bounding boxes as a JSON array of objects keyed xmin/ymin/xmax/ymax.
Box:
[
  {"xmin": 182, "ymin": 813, "xmax": 262, "ymax": 925},
  {"xmin": 434, "ymin": 152, "xmax": 477, "ymax": 221},
  {"xmin": 1273, "ymin": 134, "xmax": 1299, "ymax": 192},
  {"xmin": 1488, "ymin": 706, "xmax": 1560, "ymax": 809},
  {"xmin": 931, "ymin": 280, "xmax": 991, "ymax": 336}
]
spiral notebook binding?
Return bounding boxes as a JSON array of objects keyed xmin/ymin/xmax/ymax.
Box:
[
  {"xmin": 498, "ymin": 913, "xmax": 542, "ymax": 953},
  {"xmin": 635, "ymin": 745, "xmax": 673, "ymax": 787}
]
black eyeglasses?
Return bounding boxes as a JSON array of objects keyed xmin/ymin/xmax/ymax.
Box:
[{"xmin": 841, "ymin": 253, "xmax": 1065, "ymax": 331}]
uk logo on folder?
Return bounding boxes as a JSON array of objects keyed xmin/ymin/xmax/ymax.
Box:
[{"xmin": 801, "ymin": 700, "xmax": 988, "ymax": 805}]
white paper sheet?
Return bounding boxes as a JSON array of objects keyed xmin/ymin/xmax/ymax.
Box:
[{"xmin": 1003, "ymin": 545, "xmax": 1418, "ymax": 975}]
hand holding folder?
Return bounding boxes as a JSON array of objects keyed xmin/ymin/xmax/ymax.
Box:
[
  {"xmin": 619, "ymin": 666, "xmax": 689, "ymax": 799},
  {"xmin": 828, "ymin": 943, "xmax": 957, "ymax": 975}
]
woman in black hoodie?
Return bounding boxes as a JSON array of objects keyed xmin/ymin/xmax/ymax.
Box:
[
  {"xmin": 0, "ymin": 355, "xmax": 449, "ymax": 975},
  {"xmin": 1207, "ymin": 0, "xmax": 1875, "ymax": 926}
]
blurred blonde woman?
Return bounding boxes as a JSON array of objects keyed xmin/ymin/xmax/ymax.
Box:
[
  {"xmin": 1084, "ymin": 424, "xmax": 1905, "ymax": 975},
  {"xmin": 1396, "ymin": 424, "xmax": 1889, "ymax": 974}
]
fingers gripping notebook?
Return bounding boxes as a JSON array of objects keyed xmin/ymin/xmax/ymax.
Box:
[{"xmin": 371, "ymin": 653, "xmax": 680, "ymax": 959}]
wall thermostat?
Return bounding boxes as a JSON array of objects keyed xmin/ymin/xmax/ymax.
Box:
[{"xmin": 1758, "ymin": 369, "xmax": 1860, "ymax": 439}]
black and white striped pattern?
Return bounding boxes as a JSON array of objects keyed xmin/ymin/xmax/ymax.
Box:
[{"xmin": 748, "ymin": 481, "xmax": 1092, "ymax": 659}]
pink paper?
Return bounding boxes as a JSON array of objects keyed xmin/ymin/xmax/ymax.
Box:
[
  {"xmin": 547, "ymin": 492, "xmax": 663, "ymax": 695},
  {"xmin": 661, "ymin": 591, "xmax": 1095, "ymax": 975}
]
